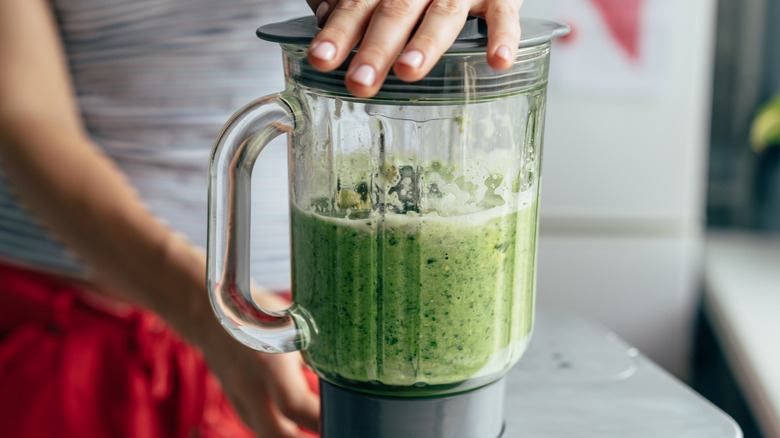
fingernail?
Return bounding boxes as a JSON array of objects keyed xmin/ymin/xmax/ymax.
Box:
[
  {"xmin": 397, "ymin": 50, "xmax": 424, "ymax": 69},
  {"xmin": 315, "ymin": 2, "xmax": 329, "ymax": 27},
  {"xmin": 310, "ymin": 41, "xmax": 336, "ymax": 61},
  {"xmin": 350, "ymin": 64, "xmax": 376, "ymax": 87},
  {"xmin": 496, "ymin": 45, "xmax": 512, "ymax": 62}
]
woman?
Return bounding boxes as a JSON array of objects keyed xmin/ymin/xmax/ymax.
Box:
[{"xmin": 0, "ymin": 0, "xmax": 522, "ymax": 436}]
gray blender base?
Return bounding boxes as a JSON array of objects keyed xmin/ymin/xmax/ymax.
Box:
[
  {"xmin": 503, "ymin": 311, "xmax": 743, "ymax": 437},
  {"xmin": 320, "ymin": 378, "xmax": 505, "ymax": 438}
]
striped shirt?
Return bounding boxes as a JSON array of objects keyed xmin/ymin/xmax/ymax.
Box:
[{"xmin": 0, "ymin": 0, "xmax": 311, "ymax": 290}]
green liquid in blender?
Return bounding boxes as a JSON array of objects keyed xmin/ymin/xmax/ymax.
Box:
[{"xmin": 292, "ymin": 165, "xmax": 538, "ymax": 395}]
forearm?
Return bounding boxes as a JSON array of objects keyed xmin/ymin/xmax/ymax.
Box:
[
  {"xmin": 0, "ymin": 0, "xmax": 221, "ymax": 347},
  {"xmin": 0, "ymin": 116, "xmax": 218, "ymax": 347}
]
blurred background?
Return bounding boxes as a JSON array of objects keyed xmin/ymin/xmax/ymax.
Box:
[{"xmin": 520, "ymin": 0, "xmax": 780, "ymax": 437}]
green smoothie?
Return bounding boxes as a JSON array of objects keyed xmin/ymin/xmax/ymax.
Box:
[{"xmin": 291, "ymin": 162, "xmax": 539, "ymax": 395}]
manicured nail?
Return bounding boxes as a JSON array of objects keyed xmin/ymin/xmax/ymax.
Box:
[
  {"xmin": 397, "ymin": 50, "xmax": 424, "ymax": 69},
  {"xmin": 310, "ymin": 41, "xmax": 336, "ymax": 61},
  {"xmin": 350, "ymin": 64, "xmax": 376, "ymax": 87},
  {"xmin": 496, "ymin": 45, "xmax": 512, "ymax": 62},
  {"xmin": 315, "ymin": 2, "xmax": 329, "ymax": 27}
]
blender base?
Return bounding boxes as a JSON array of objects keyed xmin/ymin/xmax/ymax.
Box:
[{"xmin": 320, "ymin": 378, "xmax": 505, "ymax": 438}]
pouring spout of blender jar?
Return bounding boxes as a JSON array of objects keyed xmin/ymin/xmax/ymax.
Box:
[{"xmin": 207, "ymin": 93, "xmax": 313, "ymax": 354}]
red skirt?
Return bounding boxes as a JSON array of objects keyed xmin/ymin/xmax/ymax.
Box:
[{"xmin": 0, "ymin": 261, "xmax": 316, "ymax": 438}]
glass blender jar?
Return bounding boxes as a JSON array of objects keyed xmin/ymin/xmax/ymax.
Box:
[{"xmin": 207, "ymin": 16, "xmax": 568, "ymax": 438}]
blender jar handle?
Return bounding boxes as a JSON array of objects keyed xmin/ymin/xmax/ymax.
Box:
[{"xmin": 207, "ymin": 93, "xmax": 311, "ymax": 353}]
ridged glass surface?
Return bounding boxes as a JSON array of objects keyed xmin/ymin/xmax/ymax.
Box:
[{"xmin": 289, "ymin": 85, "xmax": 546, "ymax": 395}]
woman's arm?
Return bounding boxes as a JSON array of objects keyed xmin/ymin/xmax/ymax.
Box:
[
  {"xmin": 0, "ymin": 0, "xmax": 201, "ymax": 334},
  {"xmin": 0, "ymin": 1, "xmax": 318, "ymax": 436}
]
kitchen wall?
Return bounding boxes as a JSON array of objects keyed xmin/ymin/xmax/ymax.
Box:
[{"xmin": 521, "ymin": 0, "xmax": 718, "ymax": 379}]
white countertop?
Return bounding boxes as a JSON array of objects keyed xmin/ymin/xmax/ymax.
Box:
[
  {"xmin": 504, "ymin": 312, "xmax": 740, "ymax": 437},
  {"xmin": 703, "ymin": 230, "xmax": 780, "ymax": 438}
]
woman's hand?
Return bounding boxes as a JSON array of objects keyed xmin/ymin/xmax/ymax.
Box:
[
  {"xmin": 196, "ymin": 289, "xmax": 320, "ymax": 438},
  {"xmin": 305, "ymin": 0, "xmax": 524, "ymax": 98},
  {"xmin": 224, "ymin": 351, "xmax": 318, "ymax": 438}
]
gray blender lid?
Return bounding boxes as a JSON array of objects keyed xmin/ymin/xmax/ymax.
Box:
[
  {"xmin": 257, "ymin": 16, "xmax": 569, "ymax": 101},
  {"xmin": 257, "ymin": 15, "xmax": 570, "ymax": 52}
]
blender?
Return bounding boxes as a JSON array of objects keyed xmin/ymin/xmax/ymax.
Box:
[{"xmin": 207, "ymin": 15, "xmax": 568, "ymax": 438}]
